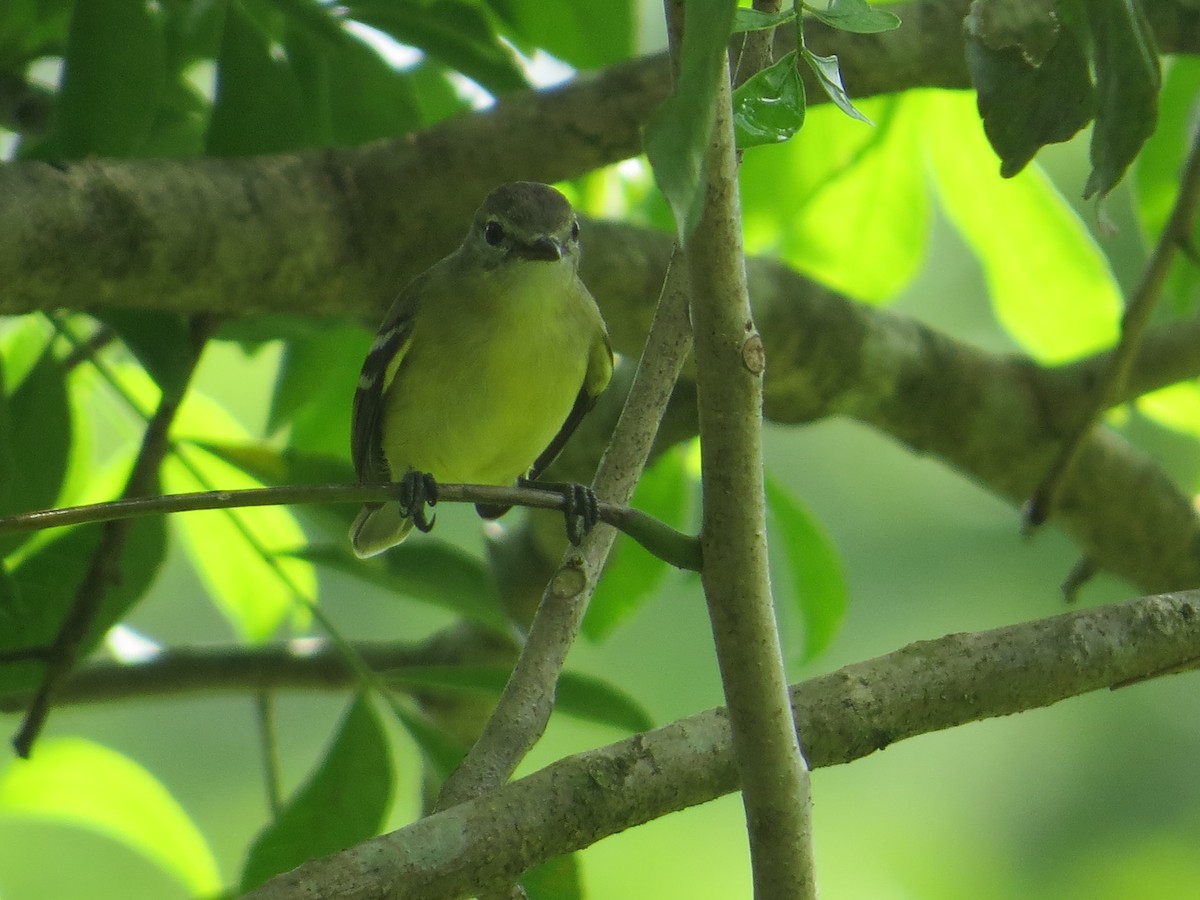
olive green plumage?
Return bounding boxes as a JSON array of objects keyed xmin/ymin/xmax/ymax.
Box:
[{"xmin": 350, "ymin": 182, "xmax": 613, "ymax": 558}]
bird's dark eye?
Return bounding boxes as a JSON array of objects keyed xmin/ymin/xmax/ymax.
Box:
[
  {"xmin": 484, "ymin": 220, "xmax": 505, "ymax": 246},
  {"xmin": 570, "ymin": 219, "xmax": 580, "ymax": 241}
]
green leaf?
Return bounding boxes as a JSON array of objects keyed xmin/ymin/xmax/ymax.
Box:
[
  {"xmin": 241, "ymin": 694, "xmax": 392, "ymax": 891},
  {"xmin": 523, "ymin": 853, "xmax": 583, "ymax": 900},
  {"xmin": 493, "ymin": 0, "xmax": 634, "ymax": 70},
  {"xmin": 739, "ymin": 93, "xmax": 930, "ymax": 304},
  {"xmin": 800, "ymin": 48, "xmax": 871, "ymax": 124},
  {"xmin": 1083, "ymin": 0, "xmax": 1161, "ymax": 200},
  {"xmin": 268, "ymin": 321, "xmax": 369, "ymax": 453},
  {"xmin": 346, "ymin": 0, "xmax": 528, "ymax": 94},
  {"xmin": 164, "ymin": 443, "xmax": 316, "ymax": 641},
  {"xmin": 644, "ymin": 0, "xmax": 738, "ymax": 238},
  {"xmin": 964, "ymin": 25, "xmax": 1094, "ymax": 177},
  {"xmin": 804, "ymin": 0, "xmax": 901, "ymax": 34},
  {"xmin": 384, "ymin": 666, "xmax": 653, "ymax": 733},
  {"xmin": 586, "ymin": 447, "xmax": 689, "ymax": 640},
  {"xmin": 0, "ymin": 738, "xmax": 221, "ymax": 896},
  {"xmin": 764, "ymin": 475, "xmax": 848, "ymax": 662},
  {"xmin": 733, "ymin": 50, "xmax": 806, "ymax": 148},
  {"xmin": 293, "ymin": 540, "xmax": 511, "ymax": 634},
  {"xmin": 1135, "ymin": 382, "xmax": 1200, "ymax": 445},
  {"xmin": 0, "ymin": 348, "xmax": 70, "ymax": 557},
  {"xmin": 94, "ymin": 311, "xmax": 197, "ymax": 397},
  {"xmin": 926, "ymin": 91, "xmax": 1122, "ymax": 362},
  {"xmin": 1, "ymin": 506, "xmax": 167, "ymax": 695},
  {"xmin": 1133, "ymin": 55, "xmax": 1200, "ymax": 315},
  {"xmin": 53, "ymin": 0, "xmax": 166, "ymax": 156},
  {"xmin": 733, "ymin": 8, "xmax": 796, "ymax": 32},
  {"xmin": 207, "ymin": 1, "xmax": 317, "ymax": 155},
  {"xmin": 193, "ymin": 441, "xmax": 357, "ymax": 538},
  {"xmin": 284, "ymin": 20, "xmax": 423, "ymax": 146}
]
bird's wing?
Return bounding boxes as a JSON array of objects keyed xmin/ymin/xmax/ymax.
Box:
[
  {"xmin": 351, "ymin": 295, "xmax": 418, "ymax": 485},
  {"xmin": 528, "ymin": 329, "xmax": 614, "ymax": 482}
]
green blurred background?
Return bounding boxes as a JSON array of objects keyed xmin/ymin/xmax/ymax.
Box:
[{"xmin": 2, "ymin": 1, "xmax": 1199, "ymax": 897}]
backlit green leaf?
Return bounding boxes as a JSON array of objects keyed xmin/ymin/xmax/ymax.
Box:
[
  {"xmin": 0, "ymin": 738, "xmax": 220, "ymax": 896},
  {"xmin": 926, "ymin": 91, "xmax": 1121, "ymax": 362}
]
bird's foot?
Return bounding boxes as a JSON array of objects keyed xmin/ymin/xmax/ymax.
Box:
[
  {"xmin": 520, "ymin": 477, "xmax": 599, "ymax": 545},
  {"xmin": 398, "ymin": 471, "xmax": 439, "ymax": 533}
]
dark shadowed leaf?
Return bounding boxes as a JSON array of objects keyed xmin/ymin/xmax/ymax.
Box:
[
  {"xmin": 1083, "ymin": 0, "xmax": 1160, "ymax": 199},
  {"xmin": 585, "ymin": 447, "xmax": 689, "ymax": 640},
  {"xmin": 346, "ymin": 0, "xmax": 528, "ymax": 94},
  {"xmin": 53, "ymin": 0, "xmax": 166, "ymax": 157},
  {"xmin": 0, "ymin": 349, "xmax": 70, "ymax": 557},
  {"xmin": 293, "ymin": 541, "xmax": 511, "ymax": 634},
  {"xmin": 765, "ymin": 475, "xmax": 848, "ymax": 662},
  {"xmin": 492, "ymin": 0, "xmax": 634, "ymax": 70},
  {"xmin": 94, "ymin": 311, "xmax": 196, "ymax": 397},
  {"xmin": 207, "ymin": 2, "xmax": 317, "ymax": 155},
  {"xmin": 1, "ymin": 515, "xmax": 166, "ymax": 695},
  {"xmin": 385, "ymin": 665, "xmax": 653, "ymax": 733},
  {"xmin": 965, "ymin": 25, "xmax": 1094, "ymax": 178},
  {"xmin": 240, "ymin": 694, "xmax": 391, "ymax": 891}
]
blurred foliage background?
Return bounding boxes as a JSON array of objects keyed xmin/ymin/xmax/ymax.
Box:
[{"xmin": 1, "ymin": 0, "xmax": 1199, "ymax": 897}]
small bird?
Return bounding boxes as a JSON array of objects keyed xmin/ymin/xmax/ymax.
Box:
[{"xmin": 349, "ymin": 182, "xmax": 614, "ymax": 558}]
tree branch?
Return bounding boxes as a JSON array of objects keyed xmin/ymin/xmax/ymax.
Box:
[
  {"xmin": 0, "ymin": 482, "xmax": 701, "ymax": 572},
  {"xmin": 685, "ymin": 47, "xmax": 815, "ymax": 900},
  {"xmin": 242, "ymin": 589, "xmax": 1200, "ymax": 900}
]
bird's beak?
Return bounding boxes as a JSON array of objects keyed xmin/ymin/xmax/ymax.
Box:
[{"xmin": 516, "ymin": 236, "xmax": 564, "ymax": 261}]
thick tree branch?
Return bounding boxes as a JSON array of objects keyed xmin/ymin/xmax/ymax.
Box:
[
  {"xmin": 242, "ymin": 589, "xmax": 1200, "ymax": 900},
  {"xmin": 2, "ymin": 0, "xmax": 1197, "ymax": 321}
]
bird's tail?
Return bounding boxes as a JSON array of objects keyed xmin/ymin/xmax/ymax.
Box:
[{"xmin": 350, "ymin": 503, "xmax": 415, "ymax": 558}]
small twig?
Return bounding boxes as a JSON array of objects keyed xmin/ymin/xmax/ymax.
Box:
[
  {"xmin": 0, "ymin": 482, "xmax": 701, "ymax": 572},
  {"xmin": 1026, "ymin": 127, "xmax": 1200, "ymax": 529},
  {"xmin": 12, "ymin": 316, "xmax": 212, "ymax": 757},
  {"xmin": 256, "ymin": 692, "xmax": 284, "ymax": 817}
]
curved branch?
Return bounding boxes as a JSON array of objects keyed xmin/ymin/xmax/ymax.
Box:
[{"xmin": 243, "ymin": 589, "xmax": 1200, "ymax": 900}]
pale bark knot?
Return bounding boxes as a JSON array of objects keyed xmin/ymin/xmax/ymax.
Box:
[
  {"xmin": 550, "ymin": 560, "xmax": 588, "ymax": 599},
  {"xmin": 741, "ymin": 333, "xmax": 766, "ymax": 375}
]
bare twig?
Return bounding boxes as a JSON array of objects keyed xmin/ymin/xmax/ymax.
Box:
[
  {"xmin": 0, "ymin": 483, "xmax": 700, "ymax": 572},
  {"xmin": 1026, "ymin": 127, "xmax": 1200, "ymax": 528}
]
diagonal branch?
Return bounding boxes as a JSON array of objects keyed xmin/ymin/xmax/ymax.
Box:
[{"xmin": 243, "ymin": 589, "xmax": 1200, "ymax": 900}]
